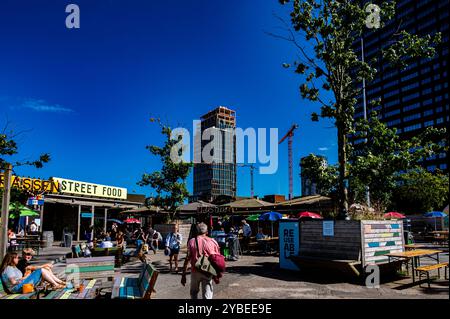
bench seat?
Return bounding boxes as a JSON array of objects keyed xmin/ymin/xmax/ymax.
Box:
[
  {"xmin": 415, "ymin": 262, "xmax": 448, "ymax": 288},
  {"xmin": 1, "ymin": 279, "xmax": 37, "ymax": 299},
  {"xmin": 289, "ymin": 255, "xmax": 362, "ymax": 277},
  {"xmin": 65, "ymin": 256, "xmax": 115, "ymax": 284},
  {"xmin": 111, "ymin": 262, "xmax": 158, "ymax": 299}
]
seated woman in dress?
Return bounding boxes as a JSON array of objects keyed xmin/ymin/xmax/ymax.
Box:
[{"xmin": 0, "ymin": 252, "xmax": 65, "ymax": 294}]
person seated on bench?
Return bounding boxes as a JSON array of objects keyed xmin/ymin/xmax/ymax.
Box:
[
  {"xmin": 17, "ymin": 248, "xmax": 56, "ymax": 276},
  {"xmin": 256, "ymin": 228, "xmax": 269, "ymax": 254},
  {"xmin": 98, "ymin": 236, "xmax": 114, "ymax": 248},
  {"xmin": 1, "ymin": 252, "xmax": 66, "ymax": 293}
]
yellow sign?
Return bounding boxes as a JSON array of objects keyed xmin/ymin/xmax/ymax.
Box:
[
  {"xmin": 53, "ymin": 177, "xmax": 127, "ymax": 200},
  {"xmin": 0, "ymin": 174, "xmax": 59, "ymax": 193}
]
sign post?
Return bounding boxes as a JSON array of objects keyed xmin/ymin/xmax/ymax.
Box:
[{"xmin": 0, "ymin": 164, "xmax": 13, "ymax": 260}]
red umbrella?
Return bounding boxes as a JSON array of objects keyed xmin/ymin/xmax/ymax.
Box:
[
  {"xmin": 383, "ymin": 212, "xmax": 405, "ymax": 219},
  {"xmin": 297, "ymin": 211, "xmax": 323, "ymax": 219},
  {"xmin": 124, "ymin": 218, "xmax": 141, "ymax": 224}
]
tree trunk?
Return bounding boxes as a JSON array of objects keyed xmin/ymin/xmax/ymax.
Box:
[{"xmin": 337, "ymin": 124, "xmax": 349, "ymax": 220}]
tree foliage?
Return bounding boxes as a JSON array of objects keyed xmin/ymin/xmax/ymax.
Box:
[
  {"xmin": 300, "ymin": 154, "xmax": 338, "ymax": 197},
  {"xmin": 300, "ymin": 113, "xmax": 448, "ymax": 213},
  {"xmin": 278, "ymin": 0, "xmax": 441, "ymax": 217},
  {"xmin": 138, "ymin": 119, "xmax": 192, "ymax": 214},
  {"xmin": 1, "ymin": 127, "xmax": 50, "ymax": 169},
  {"xmin": 349, "ymin": 113, "xmax": 447, "ymax": 209},
  {"xmin": 392, "ymin": 168, "xmax": 449, "ymax": 214}
]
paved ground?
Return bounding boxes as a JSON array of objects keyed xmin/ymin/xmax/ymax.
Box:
[{"xmin": 31, "ymin": 242, "xmax": 449, "ymax": 299}]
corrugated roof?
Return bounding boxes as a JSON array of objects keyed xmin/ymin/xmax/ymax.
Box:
[{"xmin": 221, "ymin": 198, "xmax": 274, "ymax": 208}]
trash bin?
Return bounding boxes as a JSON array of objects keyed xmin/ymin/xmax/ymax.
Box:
[
  {"xmin": 42, "ymin": 231, "xmax": 54, "ymax": 248},
  {"xmin": 404, "ymin": 230, "xmax": 413, "ymax": 244}
]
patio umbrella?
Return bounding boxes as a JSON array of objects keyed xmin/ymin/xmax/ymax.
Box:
[
  {"xmin": 246, "ymin": 214, "xmax": 260, "ymax": 221},
  {"xmin": 107, "ymin": 219, "xmax": 124, "ymax": 224},
  {"xmin": 123, "ymin": 218, "xmax": 141, "ymax": 224},
  {"xmin": 8, "ymin": 203, "xmax": 40, "ymax": 218},
  {"xmin": 297, "ymin": 211, "xmax": 323, "ymax": 219},
  {"xmin": 424, "ymin": 211, "xmax": 448, "ymax": 231},
  {"xmin": 383, "ymin": 212, "xmax": 405, "ymax": 219},
  {"xmin": 259, "ymin": 211, "xmax": 283, "ymax": 237}
]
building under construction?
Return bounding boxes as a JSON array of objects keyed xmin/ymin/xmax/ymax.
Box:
[{"xmin": 193, "ymin": 106, "xmax": 236, "ymax": 202}]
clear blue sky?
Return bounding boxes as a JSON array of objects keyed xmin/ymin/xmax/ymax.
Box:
[{"xmin": 0, "ymin": 0, "xmax": 337, "ymax": 200}]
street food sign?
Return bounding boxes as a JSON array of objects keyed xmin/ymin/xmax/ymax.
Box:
[
  {"xmin": 0, "ymin": 174, "xmax": 59, "ymax": 193},
  {"xmin": 53, "ymin": 177, "xmax": 127, "ymax": 200}
]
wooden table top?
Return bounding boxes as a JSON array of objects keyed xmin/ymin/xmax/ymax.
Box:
[
  {"xmin": 257, "ymin": 237, "xmax": 279, "ymax": 241},
  {"xmin": 385, "ymin": 249, "xmax": 443, "ymax": 258}
]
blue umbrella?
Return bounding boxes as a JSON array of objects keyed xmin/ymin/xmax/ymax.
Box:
[
  {"xmin": 259, "ymin": 212, "xmax": 283, "ymax": 237},
  {"xmin": 424, "ymin": 211, "xmax": 448, "ymax": 231},
  {"xmin": 107, "ymin": 219, "xmax": 124, "ymax": 224},
  {"xmin": 259, "ymin": 211, "xmax": 283, "ymax": 221}
]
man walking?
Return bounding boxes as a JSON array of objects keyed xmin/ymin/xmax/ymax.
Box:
[
  {"xmin": 241, "ymin": 219, "xmax": 252, "ymax": 254},
  {"xmin": 165, "ymin": 224, "xmax": 183, "ymax": 273},
  {"xmin": 180, "ymin": 222, "xmax": 220, "ymax": 299}
]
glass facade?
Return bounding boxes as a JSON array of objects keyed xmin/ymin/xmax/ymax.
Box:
[
  {"xmin": 193, "ymin": 107, "xmax": 237, "ymax": 201},
  {"xmin": 353, "ymin": 0, "xmax": 449, "ymax": 172}
]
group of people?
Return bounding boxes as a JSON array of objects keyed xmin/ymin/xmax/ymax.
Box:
[
  {"xmin": 2, "ymin": 220, "xmax": 230, "ymax": 300},
  {"xmin": 1, "ymin": 248, "xmax": 65, "ymax": 294}
]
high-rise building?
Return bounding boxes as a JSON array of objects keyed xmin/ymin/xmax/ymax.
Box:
[
  {"xmin": 353, "ymin": 0, "xmax": 449, "ymax": 172},
  {"xmin": 193, "ymin": 106, "xmax": 237, "ymax": 202}
]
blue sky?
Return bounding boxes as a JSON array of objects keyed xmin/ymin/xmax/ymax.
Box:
[{"xmin": 0, "ymin": 0, "xmax": 337, "ymax": 200}]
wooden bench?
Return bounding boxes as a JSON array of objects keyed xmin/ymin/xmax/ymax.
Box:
[
  {"xmin": 415, "ymin": 262, "xmax": 448, "ymax": 288},
  {"xmin": 65, "ymin": 256, "xmax": 115, "ymax": 286},
  {"xmin": 289, "ymin": 255, "xmax": 362, "ymax": 277},
  {"xmin": 39, "ymin": 279, "xmax": 100, "ymax": 299},
  {"xmin": 0, "ymin": 279, "xmax": 37, "ymax": 300},
  {"xmin": 92, "ymin": 247, "xmax": 123, "ymax": 267},
  {"xmin": 111, "ymin": 262, "xmax": 158, "ymax": 299}
]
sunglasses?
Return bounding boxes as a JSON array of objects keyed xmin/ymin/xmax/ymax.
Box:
[{"xmin": 24, "ymin": 253, "xmax": 33, "ymax": 256}]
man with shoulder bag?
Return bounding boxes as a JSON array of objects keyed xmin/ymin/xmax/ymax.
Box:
[{"xmin": 180, "ymin": 222, "xmax": 225, "ymax": 299}]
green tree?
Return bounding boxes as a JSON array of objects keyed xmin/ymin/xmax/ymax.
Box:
[
  {"xmin": 138, "ymin": 119, "xmax": 192, "ymax": 219},
  {"xmin": 278, "ymin": 0, "xmax": 441, "ymax": 218},
  {"xmin": 349, "ymin": 113, "xmax": 447, "ymax": 210},
  {"xmin": 300, "ymin": 154, "xmax": 338, "ymax": 197},
  {"xmin": 1, "ymin": 128, "xmax": 50, "ymax": 169},
  {"xmin": 392, "ymin": 168, "xmax": 449, "ymax": 214}
]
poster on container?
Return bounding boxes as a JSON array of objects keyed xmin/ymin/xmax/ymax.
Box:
[{"xmin": 279, "ymin": 220, "xmax": 300, "ymax": 271}]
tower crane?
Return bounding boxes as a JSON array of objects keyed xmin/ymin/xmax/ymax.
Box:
[
  {"xmin": 237, "ymin": 164, "xmax": 255, "ymax": 198},
  {"xmin": 279, "ymin": 124, "xmax": 299, "ymax": 200}
]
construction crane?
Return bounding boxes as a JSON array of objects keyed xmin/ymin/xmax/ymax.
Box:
[
  {"xmin": 279, "ymin": 124, "xmax": 299, "ymax": 200},
  {"xmin": 237, "ymin": 164, "xmax": 255, "ymax": 198}
]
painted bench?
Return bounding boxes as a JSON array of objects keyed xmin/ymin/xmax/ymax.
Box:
[
  {"xmin": 0, "ymin": 278, "xmax": 37, "ymax": 300},
  {"xmin": 38, "ymin": 279, "xmax": 100, "ymax": 299},
  {"xmin": 111, "ymin": 262, "xmax": 158, "ymax": 299},
  {"xmin": 92, "ymin": 247, "xmax": 123, "ymax": 267},
  {"xmin": 415, "ymin": 262, "xmax": 448, "ymax": 288},
  {"xmin": 65, "ymin": 256, "xmax": 115, "ymax": 285}
]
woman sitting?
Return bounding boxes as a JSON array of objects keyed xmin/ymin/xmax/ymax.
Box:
[{"xmin": 0, "ymin": 252, "xmax": 65, "ymax": 293}]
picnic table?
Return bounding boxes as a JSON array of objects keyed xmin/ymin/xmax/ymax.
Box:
[
  {"xmin": 256, "ymin": 237, "xmax": 279, "ymax": 254},
  {"xmin": 404, "ymin": 244, "xmax": 427, "ymax": 250},
  {"xmin": 37, "ymin": 279, "xmax": 100, "ymax": 299},
  {"xmin": 14, "ymin": 236, "xmax": 41, "ymax": 255},
  {"xmin": 385, "ymin": 249, "xmax": 443, "ymax": 283}
]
